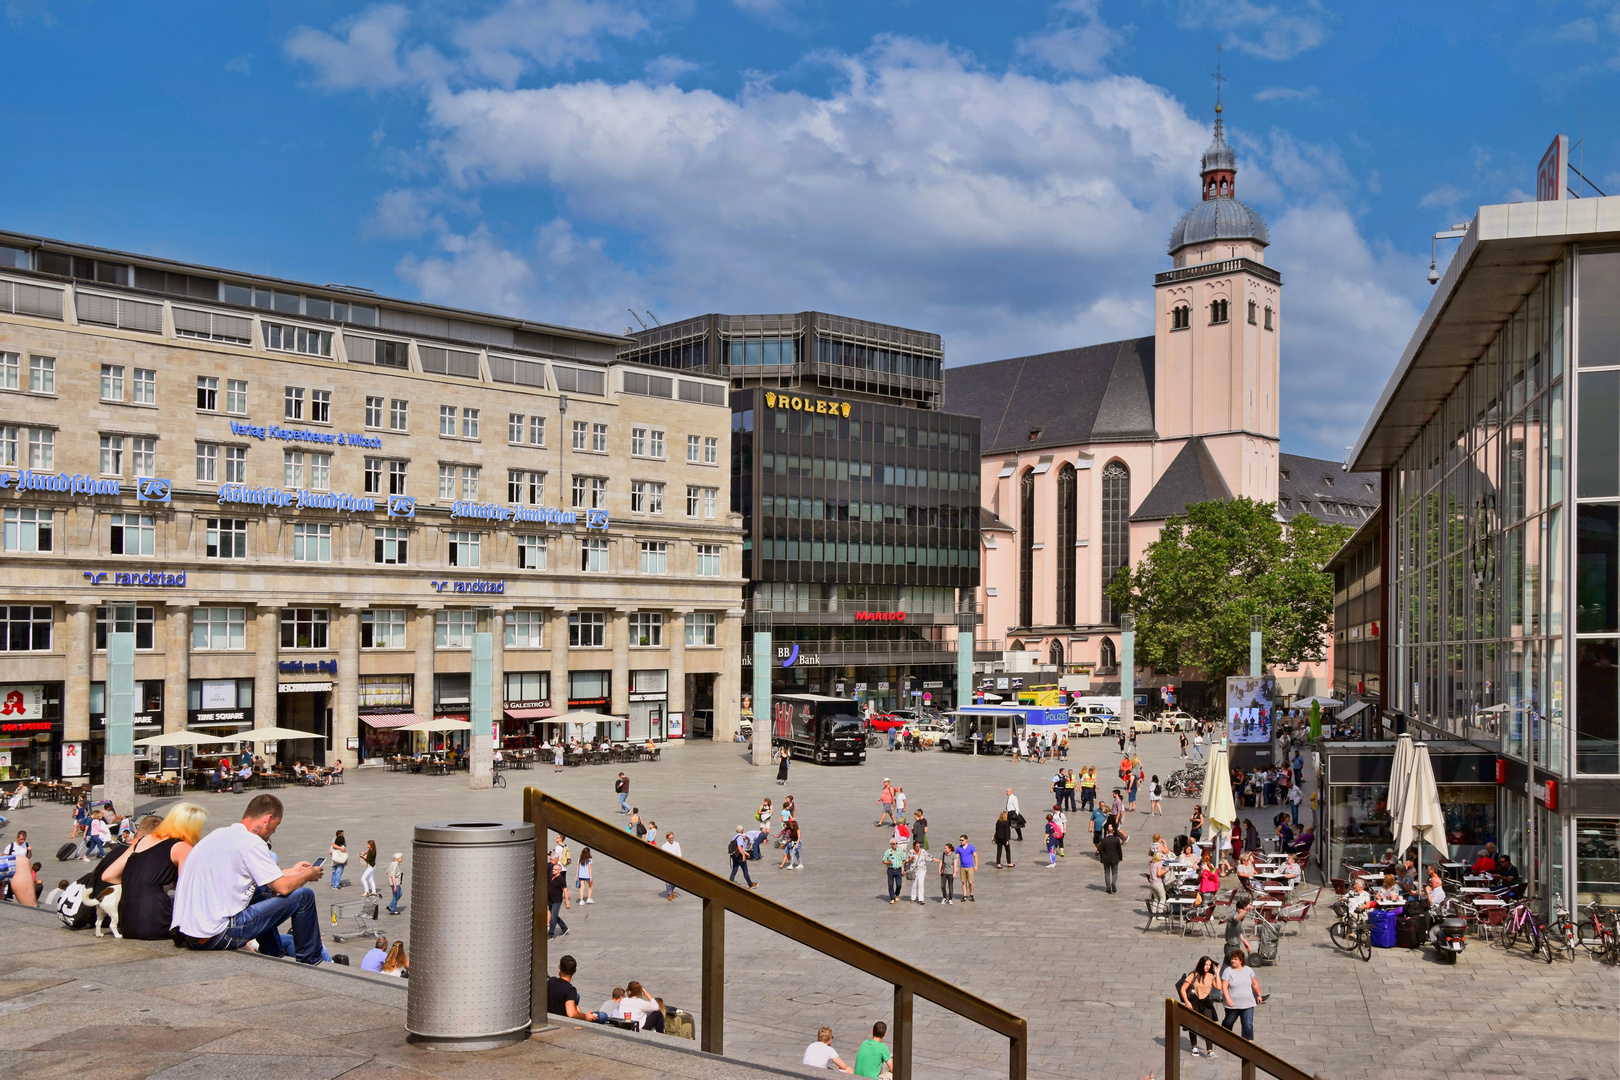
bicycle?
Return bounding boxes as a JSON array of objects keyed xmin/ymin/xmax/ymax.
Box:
[
  {"xmin": 1549, "ymin": 893, "xmax": 1578, "ymax": 962},
  {"xmin": 1500, "ymin": 899, "xmax": 1556, "ymax": 963},
  {"xmin": 1575, "ymin": 899, "xmax": 1620, "ymax": 962},
  {"xmin": 1328, "ymin": 899, "xmax": 1372, "ymax": 961}
]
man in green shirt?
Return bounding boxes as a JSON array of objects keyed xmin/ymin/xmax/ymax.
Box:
[
  {"xmin": 853, "ymin": 1021, "xmax": 892, "ymax": 1077},
  {"xmin": 882, "ymin": 841, "xmax": 905, "ymax": 904}
]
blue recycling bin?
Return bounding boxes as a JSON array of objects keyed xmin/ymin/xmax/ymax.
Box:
[{"xmin": 1369, "ymin": 907, "xmax": 1397, "ymax": 949}]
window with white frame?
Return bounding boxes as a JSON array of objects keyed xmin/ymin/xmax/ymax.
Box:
[
  {"xmin": 633, "ymin": 427, "xmax": 664, "ymax": 458},
  {"xmin": 280, "ymin": 607, "xmax": 329, "ymax": 649},
  {"xmin": 205, "ymin": 518, "xmax": 247, "ymax": 559},
  {"xmin": 388, "ymin": 460, "xmax": 407, "ymax": 495},
  {"xmin": 591, "ymin": 477, "xmax": 606, "ymax": 508},
  {"xmin": 703, "ymin": 487, "xmax": 717, "ymax": 518},
  {"xmin": 284, "ymin": 450, "xmax": 305, "ymax": 488},
  {"xmin": 264, "ymin": 323, "xmax": 332, "ymax": 357},
  {"xmin": 29, "ymin": 355, "xmax": 54, "ymax": 393},
  {"xmin": 461, "ymin": 466, "xmax": 479, "ymax": 499},
  {"xmin": 506, "ymin": 610, "xmax": 544, "ymax": 648},
  {"xmin": 390, "ymin": 399, "xmax": 408, "ymax": 430},
  {"xmin": 196, "ymin": 442, "xmax": 218, "ymax": 482},
  {"xmin": 192, "ymin": 606, "xmax": 246, "ymax": 650},
  {"xmin": 133, "ymin": 368, "xmax": 156, "ymax": 405},
  {"xmin": 109, "ymin": 513, "xmax": 154, "ymax": 555},
  {"xmin": 366, "ymin": 396, "xmax": 384, "ymax": 428},
  {"xmin": 462, "ymin": 408, "xmax": 480, "ymax": 439},
  {"xmin": 374, "ymin": 526, "xmax": 408, "ymax": 565},
  {"xmin": 284, "ymin": 386, "xmax": 304, "ymax": 420},
  {"xmin": 687, "ymin": 434, "xmax": 701, "ymax": 463},
  {"xmin": 508, "ymin": 413, "xmax": 524, "ymax": 443},
  {"xmin": 629, "ymin": 611, "xmax": 662, "ymax": 646},
  {"xmin": 364, "ymin": 458, "xmax": 382, "ymax": 494},
  {"xmin": 3, "ymin": 508, "xmax": 52, "ymax": 552},
  {"xmin": 131, "ymin": 437, "xmax": 155, "ymax": 478},
  {"xmin": 592, "ymin": 422, "xmax": 607, "ymax": 452},
  {"xmin": 197, "ymin": 376, "xmax": 218, "ymax": 411},
  {"xmin": 27, "ymin": 428, "xmax": 53, "ymax": 470},
  {"xmin": 0, "ymin": 427, "xmax": 14, "ymax": 468},
  {"xmin": 696, "ymin": 543, "xmax": 722, "ymax": 577},
  {"xmin": 0, "ymin": 353, "xmax": 17, "ymax": 390},
  {"xmin": 704, "ymin": 436, "xmax": 718, "ymax": 464},
  {"xmin": 224, "ymin": 446, "xmax": 246, "ymax": 483},
  {"xmin": 440, "ymin": 405, "xmax": 456, "ymax": 436},
  {"xmin": 687, "ymin": 485, "xmax": 717, "ymax": 518},
  {"xmin": 639, "ymin": 541, "xmax": 668, "ymax": 574},
  {"xmin": 361, "ymin": 608, "xmax": 407, "ymax": 648},
  {"xmin": 101, "ymin": 364, "xmax": 124, "ymax": 401},
  {"xmin": 96, "ymin": 604, "xmax": 154, "ymax": 650},
  {"xmin": 517, "ymin": 535, "xmax": 547, "ymax": 569},
  {"xmin": 568, "ymin": 611, "xmax": 605, "ymax": 647},
  {"xmin": 509, "ymin": 470, "xmax": 545, "ymax": 504},
  {"xmin": 571, "ymin": 419, "xmax": 587, "ymax": 450},
  {"xmin": 447, "ymin": 531, "xmax": 480, "ymax": 567},
  {"xmin": 631, "ymin": 480, "xmax": 664, "ymax": 514},
  {"xmin": 439, "ymin": 465, "xmax": 457, "ymax": 499},
  {"xmin": 308, "ymin": 452, "xmax": 330, "ymax": 490},
  {"xmin": 686, "ymin": 612, "xmax": 718, "ymax": 646},
  {"xmin": 293, "ymin": 522, "xmax": 330, "ymax": 562},
  {"xmin": 529, "ymin": 415, "xmax": 545, "ymax": 445},
  {"xmin": 435, "ymin": 608, "xmax": 477, "ymax": 647},
  {"xmin": 580, "ymin": 537, "xmax": 608, "ymax": 572},
  {"xmin": 2, "ymin": 605, "xmax": 52, "ymax": 651},
  {"xmin": 226, "ymin": 379, "xmax": 247, "ymax": 414},
  {"xmin": 100, "ymin": 435, "xmax": 123, "ymax": 475},
  {"xmin": 310, "ymin": 389, "xmax": 330, "ymax": 423}
]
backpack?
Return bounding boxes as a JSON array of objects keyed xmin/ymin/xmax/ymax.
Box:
[
  {"xmin": 726, "ymin": 835, "xmax": 742, "ymax": 858},
  {"xmin": 58, "ymin": 879, "xmax": 96, "ymax": 929}
]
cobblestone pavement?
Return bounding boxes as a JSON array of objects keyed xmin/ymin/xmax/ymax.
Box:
[{"xmin": 12, "ymin": 734, "xmax": 1617, "ymax": 1080}]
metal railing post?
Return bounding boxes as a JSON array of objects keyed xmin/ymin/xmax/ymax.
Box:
[
  {"xmin": 525, "ymin": 789, "xmax": 549, "ymax": 1028},
  {"xmin": 1242, "ymin": 1062, "xmax": 1257, "ymax": 1080},
  {"xmin": 1008, "ymin": 1027, "xmax": 1026, "ymax": 1080},
  {"xmin": 892, "ymin": 984, "xmax": 912, "ymax": 1080},
  {"xmin": 701, "ymin": 897, "xmax": 725, "ymax": 1055}
]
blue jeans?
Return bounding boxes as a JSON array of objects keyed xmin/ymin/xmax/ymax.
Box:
[
  {"xmin": 618, "ymin": 793, "xmax": 629, "ymax": 814},
  {"xmin": 195, "ymin": 885, "xmax": 325, "ymax": 965},
  {"xmin": 1223, "ymin": 1005, "xmax": 1254, "ymax": 1040},
  {"xmin": 749, "ymin": 835, "xmax": 765, "ymax": 860},
  {"xmin": 885, "ymin": 867, "xmax": 902, "ymax": 900},
  {"xmin": 330, "ymin": 863, "xmax": 344, "ymax": 889},
  {"xmin": 389, "ymin": 882, "xmax": 402, "ymax": 914},
  {"xmin": 787, "ymin": 841, "xmax": 801, "ymax": 867},
  {"xmin": 85, "ymin": 836, "xmax": 107, "ymax": 858},
  {"xmin": 729, "ymin": 856, "xmax": 753, "ymax": 886},
  {"xmin": 548, "ymin": 900, "xmax": 568, "ymax": 937}
]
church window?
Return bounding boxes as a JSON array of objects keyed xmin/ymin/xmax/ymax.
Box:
[
  {"xmin": 1019, "ymin": 467, "xmax": 1036, "ymax": 628},
  {"xmin": 1264, "ymin": 305, "xmax": 1275, "ymax": 330},
  {"xmin": 1247, "ymin": 299, "xmax": 1258, "ymax": 324},
  {"xmin": 1049, "ymin": 639, "xmax": 1065, "ymax": 668},
  {"xmin": 1056, "ymin": 463, "xmax": 1077, "ymax": 625},
  {"xmin": 1099, "ymin": 637, "xmax": 1117, "ymax": 671},
  {"xmin": 1171, "ymin": 305, "xmax": 1191, "ymax": 331},
  {"xmin": 1210, "ymin": 299, "xmax": 1229, "ymax": 325},
  {"xmin": 1101, "ymin": 461, "xmax": 1130, "ymax": 624}
]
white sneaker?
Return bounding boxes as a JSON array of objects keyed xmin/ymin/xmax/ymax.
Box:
[
  {"xmin": 585, "ymin": 898, "xmax": 594, "ymax": 904},
  {"xmin": 1191, "ymin": 1047, "xmax": 1202, "ymax": 1057},
  {"xmin": 1207, "ymin": 1050, "xmax": 1218, "ymax": 1060}
]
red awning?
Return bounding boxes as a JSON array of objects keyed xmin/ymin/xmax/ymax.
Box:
[
  {"xmin": 362, "ymin": 714, "xmax": 424, "ymax": 729},
  {"xmin": 505, "ymin": 707, "xmax": 559, "ymax": 720}
]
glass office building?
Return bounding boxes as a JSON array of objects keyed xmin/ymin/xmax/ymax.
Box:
[
  {"xmin": 1349, "ymin": 202, "xmax": 1620, "ymax": 909},
  {"xmin": 622, "ymin": 313, "xmax": 980, "ymax": 712}
]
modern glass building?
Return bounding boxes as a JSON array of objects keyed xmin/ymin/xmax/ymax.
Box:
[
  {"xmin": 1348, "ymin": 197, "xmax": 1620, "ymax": 909},
  {"xmin": 621, "ymin": 313, "xmax": 980, "ymax": 712}
]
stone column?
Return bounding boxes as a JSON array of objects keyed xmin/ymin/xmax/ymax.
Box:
[
  {"xmin": 717, "ymin": 608, "xmax": 744, "ymax": 743},
  {"xmin": 550, "ymin": 608, "xmax": 572, "ymax": 715},
  {"xmin": 469, "ymin": 632, "xmax": 494, "ymax": 790},
  {"xmin": 668, "ymin": 610, "xmax": 688, "ymax": 726},
  {"xmin": 414, "ymin": 607, "xmax": 439, "ymax": 726},
  {"xmin": 610, "ymin": 609, "xmax": 631, "ymax": 716},
  {"xmin": 490, "ymin": 609, "xmax": 507, "ymax": 732},
  {"xmin": 165, "ymin": 604, "xmax": 193, "ymax": 734},
  {"xmin": 254, "ymin": 607, "xmax": 281, "ymax": 734},
  {"xmin": 64, "ymin": 604, "xmax": 94, "ymax": 745},
  {"xmin": 334, "ymin": 607, "xmax": 362, "ymax": 766}
]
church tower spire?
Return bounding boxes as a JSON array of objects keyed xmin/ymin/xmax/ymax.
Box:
[{"xmin": 1201, "ymin": 47, "xmax": 1236, "ymax": 200}]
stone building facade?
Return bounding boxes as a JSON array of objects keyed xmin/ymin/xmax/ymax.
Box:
[{"xmin": 0, "ymin": 231, "xmax": 744, "ymax": 782}]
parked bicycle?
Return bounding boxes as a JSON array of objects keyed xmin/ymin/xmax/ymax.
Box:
[
  {"xmin": 1575, "ymin": 899, "xmax": 1619, "ymax": 963},
  {"xmin": 1499, "ymin": 899, "xmax": 1556, "ymax": 963},
  {"xmin": 1549, "ymin": 893, "xmax": 1578, "ymax": 962},
  {"xmin": 1328, "ymin": 899, "xmax": 1372, "ymax": 962}
]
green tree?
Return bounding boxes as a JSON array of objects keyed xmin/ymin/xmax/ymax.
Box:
[{"xmin": 1105, "ymin": 497, "xmax": 1350, "ymax": 682}]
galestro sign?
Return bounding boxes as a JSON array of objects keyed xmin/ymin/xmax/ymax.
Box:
[{"xmin": 764, "ymin": 391, "xmax": 851, "ymax": 417}]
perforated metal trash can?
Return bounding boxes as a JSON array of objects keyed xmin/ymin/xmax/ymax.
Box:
[{"xmin": 406, "ymin": 821, "xmax": 535, "ymax": 1050}]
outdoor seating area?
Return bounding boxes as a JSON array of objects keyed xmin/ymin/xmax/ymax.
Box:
[{"xmin": 385, "ymin": 743, "xmax": 664, "ymax": 773}]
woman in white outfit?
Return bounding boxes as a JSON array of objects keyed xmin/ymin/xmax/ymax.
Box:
[{"xmin": 905, "ymin": 841, "xmax": 933, "ymax": 904}]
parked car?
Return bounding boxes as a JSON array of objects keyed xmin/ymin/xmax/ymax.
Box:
[
  {"xmin": 865, "ymin": 713, "xmax": 910, "ymax": 733},
  {"xmin": 1067, "ymin": 714, "xmax": 1108, "ymax": 737},
  {"xmin": 1155, "ymin": 710, "xmax": 1198, "ymax": 732},
  {"xmin": 1126, "ymin": 716, "xmax": 1157, "ymax": 735}
]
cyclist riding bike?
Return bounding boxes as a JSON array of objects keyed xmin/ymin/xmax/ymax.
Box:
[{"xmin": 1343, "ymin": 877, "xmax": 1373, "ymax": 929}]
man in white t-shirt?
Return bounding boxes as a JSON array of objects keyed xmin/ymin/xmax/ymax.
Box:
[
  {"xmin": 660, "ymin": 831, "xmax": 683, "ymax": 900},
  {"xmin": 171, "ymin": 793, "xmax": 327, "ymax": 964},
  {"xmin": 803, "ymin": 1027, "xmax": 854, "ymax": 1073}
]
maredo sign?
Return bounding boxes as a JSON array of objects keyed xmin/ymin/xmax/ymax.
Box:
[{"xmin": 854, "ymin": 611, "xmax": 906, "ymax": 622}]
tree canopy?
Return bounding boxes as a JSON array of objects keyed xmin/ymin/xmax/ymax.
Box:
[{"xmin": 1104, "ymin": 497, "xmax": 1351, "ymax": 682}]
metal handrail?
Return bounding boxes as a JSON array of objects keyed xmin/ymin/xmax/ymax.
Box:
[
  {"xmin": 1163, "ymin": 999, "xmax": 1320, "ymax": 1080},
  {"xmin": 524, "ymin": 787, "xmax": 1027, "ymax": 1080}
]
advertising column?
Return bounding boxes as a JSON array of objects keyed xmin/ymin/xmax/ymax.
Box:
[
  {"xmin": 489, "ymin": 610, "xmax": 505, "ymax": 744},
  {"xmin": 104, "ymin": 632, "xmax": 135, "ymax": 818},
  {"xmin": 469, "ymin": 633, "xmax": 494, "ymax": 789}
]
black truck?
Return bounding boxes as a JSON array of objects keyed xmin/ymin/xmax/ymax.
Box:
[{"xmin": 771, "ymin": 694, "xmax": 867, "ymax": 765}]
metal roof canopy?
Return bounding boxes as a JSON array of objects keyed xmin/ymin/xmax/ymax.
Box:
[{"xmin": 1350, "ymin": 196, "xmax": 1620, "ymax": 473}]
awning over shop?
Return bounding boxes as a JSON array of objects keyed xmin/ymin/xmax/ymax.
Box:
[
  {"xmin": 362, "ymin": 714, "xmax": 424, "ymax": 729},
  {"xmin": 1337, "ymin": 701, "xmax": 1370, "ymax": 721},
  {"xmin": 504, "ymin": 707, "xmax": 559, "ymax": 721}
]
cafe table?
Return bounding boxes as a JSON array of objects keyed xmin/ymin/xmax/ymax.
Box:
[{"xmin": 1165, "ymin": 896, "xmax": 1197, "ymax": 933}]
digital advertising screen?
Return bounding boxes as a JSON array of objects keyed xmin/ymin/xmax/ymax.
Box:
[{"xmin": 1225, "ymin": 676, "xmax": 1277, "ymax": 745}]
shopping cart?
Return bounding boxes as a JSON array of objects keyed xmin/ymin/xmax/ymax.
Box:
[{"xmin": 330, "ymin": 896, "xmax": 383, "ymax": 943}]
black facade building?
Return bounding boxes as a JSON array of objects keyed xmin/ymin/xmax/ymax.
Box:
[{"xmin": 622, "ymin": 312, "xmax": 980, "ymax": 711}]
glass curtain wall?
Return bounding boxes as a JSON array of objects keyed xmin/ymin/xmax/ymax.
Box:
[{"xmin": 1389, "ymin": 258, "xmax": 1566, "ymax": 771}]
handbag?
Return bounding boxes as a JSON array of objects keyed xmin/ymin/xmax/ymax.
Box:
[{"xmin": 332, "ymin": 848, "xmax": 348, "ymax": 865}]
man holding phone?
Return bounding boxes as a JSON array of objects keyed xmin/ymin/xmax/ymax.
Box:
[{"xmin": 172, "ymin": 794, "xmax": 328, "ymax": 964}]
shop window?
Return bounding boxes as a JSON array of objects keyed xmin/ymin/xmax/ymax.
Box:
[
  {"xmin": 1575, "ymin": 818, "xmax": 1620, "ymax": 907},
  {"xmin": 434, "ymin": 673, "xmax": 471, "ymax": 707},
  {"xmin": 505, "ymin": 671, "xmax": 549, "ymax": 702},
  {"xmin": 358, "ymin": 675, "xmax": 411, "ymax": 708},
  {"xmin": 568, "ymin": 669, "xmax": 610, "ymax": 702},
  {"xmin": 95, "ymin": 604, "xmax": 153, "ymax": 650}
]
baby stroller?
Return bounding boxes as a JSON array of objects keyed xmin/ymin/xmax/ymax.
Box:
[{"xmin": 1252, "ymin": 915, "xmax": 1282, "ymax": 965}]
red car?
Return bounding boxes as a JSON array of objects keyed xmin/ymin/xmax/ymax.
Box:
[{"xmin": 865, "ymin": 713, "xmax": 909, "ymax": 733}]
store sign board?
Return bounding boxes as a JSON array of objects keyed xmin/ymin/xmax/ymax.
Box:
[
  {"xmin": 763, "ymin": 391, "xmax": 851, "ymax": 417},
  {"xmin": 229, "ymin": 420, "xmax": 382, "ymax": 450},
  {"xmin": 62, "ymin": 741, "xmax": 85, "ymax": 777},
  {"xmin": 201, "ymin": 681, "xmax": 238, "ymax": 709},
  {"xmin": 278, "ymin": 682, "xmax": 333, "ymax": 693},
  {"xmin": 0, "ymin": 684, "xmax": 45, "ymax": 720},
  {"xmin": 854, "ymin": 611, "xmax": 906, "ymax": 622},
  {"xmin": 83, "ymin": 569, "xmax": 186, "ymax": 587}
]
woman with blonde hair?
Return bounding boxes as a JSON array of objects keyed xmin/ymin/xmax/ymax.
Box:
[
  {"xmin": 102, "ymin": 802, "xmax": 206, "ymax": 940},
  {"xmin": 381, "ymin": 939, "xmax": 409, "ymax": 976}
]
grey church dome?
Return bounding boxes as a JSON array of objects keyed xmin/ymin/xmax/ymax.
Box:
[{"xmin": 1167, "ymin": 197, "xmax": 1270, "ymax": 254}]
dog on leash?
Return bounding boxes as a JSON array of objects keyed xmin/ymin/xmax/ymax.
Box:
[{"xmin": 84, "ymin": 884, "xmax": 122, "ymax": 938}]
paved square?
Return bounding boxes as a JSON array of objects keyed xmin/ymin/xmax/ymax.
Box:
[{"xmin": 11, "ymin": 734, "xmax": 1617, "ymax": 1080}]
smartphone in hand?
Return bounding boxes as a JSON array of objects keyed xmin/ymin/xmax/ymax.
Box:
[{"xmin": 312, "ymin": 857, "xmax": 326, "ymax": 868}]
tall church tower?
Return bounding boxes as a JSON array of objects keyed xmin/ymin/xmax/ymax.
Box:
[{"xmin": 1152, "ymin": 100, "xmax": 1281, "ymax": 503}]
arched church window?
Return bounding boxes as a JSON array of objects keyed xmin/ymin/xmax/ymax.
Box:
[
  {"xmin": 1056, "ymin": 463, "xmax": 1076, "ymax": 625},
  {"xmin": 1210, "ymin": 298, "xmax": 1229, "ymax": 325},
  {"xmin": 1101, "ymin": 461, "xmax": 1130, "ymax": 624},
  {"xmin": 1264, "ymin": 305, "xmax": 1274, "ymax": 330},
  {"xmin": 1099, "ymin": 637, "xmax": 1117, "ymax": 670},
  {"xmin": 1019, "ymin": 467, "xmax": 1035, "ymax": 628},
  {"xmin": 1247, "ymin": 299, "xmax": 1257, "ymax": 324},
  {"xmin": 1171, "ymin": 305, "xmax": 1190, "ymax": 331},
  {"xmin": 1049, "ymin": 639, "xmax": 1065, "ymax": 668}
]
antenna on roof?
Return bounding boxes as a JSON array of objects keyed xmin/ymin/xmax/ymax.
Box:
[
  {"xmin": 627, "ymin": 308, "xmax": 648, "ymax": 331},
  {"xmin": 644, "ymin": 310, "xmax": 661, "ymax": 326}
]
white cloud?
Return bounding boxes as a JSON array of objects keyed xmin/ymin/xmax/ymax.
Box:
[
  {"xmin": 1553, "ymin": 17, "xmax": 1598, "ymax": 42},
  {"xmin": 286, "ymin": 5, "xmax": 420, "ymax": 91},
  {"xmin": 1172, "ymin": 0, "xmax": 1330, "ymax": 61},
  {"xmin": 395, "ymin": 225, "xmax": 537, "ymax": 315},
  {"xmin": 451, "ymin": 0, "xmax": 651, "ymax": 86},
  {"xmin": 645, "ymin": 54, "xmax": 700, "ymax": 83},
  {"xmin": 365, "ymin": 188, "xmax": 447, "ymax": 238},
  {"xmin": 224, "ymin": 54, "xmax": 253, "ymax": 75},
  {"xmin": 1418, "ymin": 183, "xmax": 1464, "ymax": 208},
  {"xmin": 1254, "ymin": 85, "xmax": 1316, "ymax": 102},
  {"xmin": 1016, "ymin": 0, "xmax": 1124, "ymax": 76}
]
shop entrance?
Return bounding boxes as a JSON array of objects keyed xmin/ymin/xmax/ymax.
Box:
[
  {"xmin": 277, "ymin": 690, "xmax": 329, "ymax": 766},
  {"xmin": 687, "ymin": 673, "xmax": 717, "ymax": 738}
]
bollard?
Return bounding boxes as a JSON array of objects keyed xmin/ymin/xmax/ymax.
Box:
[{"xmin": 406, "ymin": 820, "xmax": 536, "ymax": 1050}]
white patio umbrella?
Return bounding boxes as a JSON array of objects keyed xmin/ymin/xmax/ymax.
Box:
[
  {"xmin": 239, "ymin": 725, "xmax": 326, "ymax": 743},
  {"xmin": 1386, "ymin": 733, "xmax": 1416, "ymax": 833},
  {"xmin": 1291, "ymin": 695, "xmax": 1343, "ymax": 709},
  {"xmin": 1393, "ymin": 742, "xmax": 1449, "ymax": 879},
  {"xmin": 132, "ymin": 730, "xmax": 233, "ymax": 748},
  {"xmin": 1201, "ymin": 745, "xmax": 1237, "ymax": 849},
  {"xmin": 400, "ymin": 717, "xmax": 474, "ymax": 733}
]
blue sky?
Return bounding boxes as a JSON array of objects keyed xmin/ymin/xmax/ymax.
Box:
[{"xmin": 4, "ymin": 0, "xmax": 1619, "ymax": 459}]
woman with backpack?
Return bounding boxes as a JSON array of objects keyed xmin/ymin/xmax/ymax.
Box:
[{"xmin": 1149, "ymin": 775, "xmax": 1164, "ymax": 816}]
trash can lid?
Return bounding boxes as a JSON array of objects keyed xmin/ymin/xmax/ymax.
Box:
[{"xmin": 414, "ymin": 821, "xmax": 537, "ymax": 845}]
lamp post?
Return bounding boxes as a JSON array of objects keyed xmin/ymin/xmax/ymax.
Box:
[
  {"xmin": 1120, "ymin": 612, "xmax": 1135, "ymax": 734},
  {"xmin": 1249, "ymin": 614, "xmax": 1262, "ymax": 678}
]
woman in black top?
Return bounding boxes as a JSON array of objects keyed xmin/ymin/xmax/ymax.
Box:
[
  {"xmin": 993, "ymin": 812, "xmax": 1013, "ymax": 868},
  {"xmin": 102, "ymin": 802, "xmax": 206, "ymax": 940}
]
